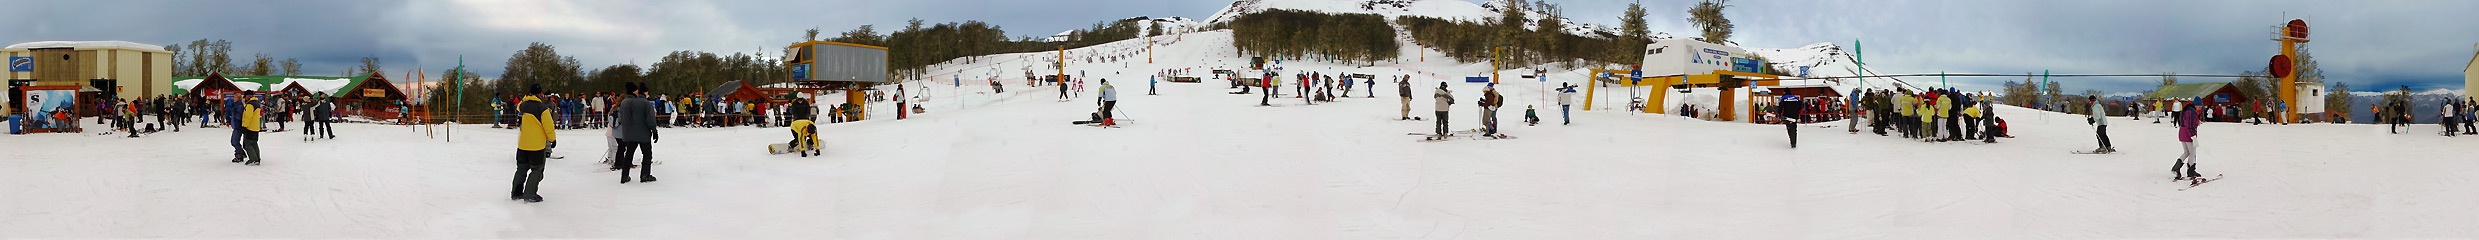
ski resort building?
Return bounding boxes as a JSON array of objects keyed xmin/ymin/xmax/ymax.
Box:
[
  {"xmin": 2143, "ymin": 82, "xmax": 2251, "ymax": 121},
  {"xmin": 2465, "ymin": 43, "xmax": 2476, "ymax": 98},
  {"xmin": 2, "ymin": 41, "xmax": 175, "ymax": 100}
]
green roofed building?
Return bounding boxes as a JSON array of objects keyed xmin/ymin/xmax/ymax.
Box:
[{"xmin": 172, "ymin": 74, "xmax": 366, "ymax": 96}]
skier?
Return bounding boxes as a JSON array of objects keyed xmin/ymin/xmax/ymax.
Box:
[
  {"xmin": 2172, "ymin": 101, "xmax": 2203, "ymax": 180},
  {"xmin": 615, "ymin": 83, "xmax": 660, "ymax": 183},
  {"xmin": 1148, "ymin": 76, "xmax": 1158, "ymax": 95},
  {"xmin": 1781, "ymin": 93, "xmax": 1803, "ymax": 148},
  {"xmin": 1433, "ymin": 82, "xmax": 1454, "ymax": 136},
  {"xmin": 1398, "ymin": 78, "xmax": 1413, "ymax": 120},
  {"xmin": 1058, "ymin": 76, "xmax": 1070, "ymax": 100},
  {"xmin": 1366, "ymin": 77, "xmax": 1376, "ymax": 98},
  {"xmin": 511, "ymin": 84, "xmax": 557, "ymax": 203},
  {"xmin": 1097, "ymin": 79, "xmax": 1119, "ymax": 126},
  {"xmin": 1480, "ymin": 84, "xmax": 1503, "ymax": 135},
  {"xmin": 2087, "ymin": 95, "xmax": 2115, "ymax": 153},
  {"xmin": 1558, "ymin": 83, "xmax": 1575, "ymax": 125}
]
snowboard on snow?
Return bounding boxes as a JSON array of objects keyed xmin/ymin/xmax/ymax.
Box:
[
  {"xmin": 2177, "ymin": 174, "xmax": 2223, "ymax": 191},
  {"xmin": 768, "ymin": 143, "xmax": 820, "ymax": 155}
]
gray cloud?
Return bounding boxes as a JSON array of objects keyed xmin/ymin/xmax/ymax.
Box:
[{"xmin": 5, "ymin": 0, "xmax": 2469, "ymax": 96}]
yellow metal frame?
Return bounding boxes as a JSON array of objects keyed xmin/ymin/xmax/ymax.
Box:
[{"xmin": 1632, "ymin": 70, "xmax": 1783, "ymax": 122}]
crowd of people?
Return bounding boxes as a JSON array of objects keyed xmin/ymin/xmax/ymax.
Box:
[
  {"xmin": 1849, "ymin": 87, "xmax": 2009, "ymax": 145},
  {"xmin": 488, "ymin": 90, "xmax": 876, "ymax": 131}
]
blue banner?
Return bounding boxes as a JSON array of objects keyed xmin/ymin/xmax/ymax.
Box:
[
  {"xmin": 9, "ymin": 56, "xmax": 30, "ymax": 72},
  {"xmin": 792, "ymin": 65, "xmax": 810, "ymax": 79}
]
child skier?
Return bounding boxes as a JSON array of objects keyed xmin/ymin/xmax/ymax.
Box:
[{"xmin": 1524, "ymin": 105, "xmax": 1539, "ymax": 126}]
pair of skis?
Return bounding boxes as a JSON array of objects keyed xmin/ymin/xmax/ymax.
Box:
[{"xmin": 2176, "ymin": 174, "xmax": 2223, "ymax": 191}]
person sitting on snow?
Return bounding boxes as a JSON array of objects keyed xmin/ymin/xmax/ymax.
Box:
[{"xmin": 1524, "ymin": 105, "xmax": 1539, "ymax": 126}]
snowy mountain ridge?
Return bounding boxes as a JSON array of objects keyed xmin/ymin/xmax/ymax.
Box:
[{"xmin": 1204, "ymin": 0, "xmax": 1626, "ymax": 38}]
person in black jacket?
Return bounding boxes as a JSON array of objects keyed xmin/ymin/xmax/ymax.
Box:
[
  {"xmin": 614, "ymin": 83, "xmax": 661, "ymax": 183},
  {"xmin": 1780, "ymin": 93, "xmax": 1803, "ymax": 148},
  {"xmin": 1398, "ymin": 77, "xmax": 1412, "ymax": 120},
  {"xmin": 314, "ymin": 94, "xmax": 335, "ymax": 139}
]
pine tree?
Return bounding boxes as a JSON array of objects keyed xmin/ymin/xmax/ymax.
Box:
[{"xmin": 1688, "ymin": 0, "xmax": 1734, "ymax": 45}]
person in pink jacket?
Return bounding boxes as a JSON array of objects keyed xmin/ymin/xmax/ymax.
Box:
[{"xmin": 2172, "ymin": 101, "xmax": 2203, "ymax": 180}]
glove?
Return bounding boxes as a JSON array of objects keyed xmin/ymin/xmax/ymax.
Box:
[
  {"xmin": 2086, "ymin": 119, "xmax": 2094, "ymax": 125},
  {"xmin": 548, "ymin": 141, "xmax": 558, "ymax": 149}
]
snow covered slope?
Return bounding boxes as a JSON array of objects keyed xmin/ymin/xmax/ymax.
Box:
[
  {"xmin": 1205, "ymin": 0, "xmax": 1623, "ymax": 38},
  {"xmin": 13, "ymin": 61, "xmax": 2479, "ymax": 238}
]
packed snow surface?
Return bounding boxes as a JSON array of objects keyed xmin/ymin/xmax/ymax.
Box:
[{"xmin": 8, "ymin": 23, "xmax": 2478, "ymax": 239}]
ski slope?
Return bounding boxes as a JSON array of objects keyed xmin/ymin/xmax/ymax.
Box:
[{"xmin": 9, "ymin": 22, "xmax": 2479, "ymax": 240}]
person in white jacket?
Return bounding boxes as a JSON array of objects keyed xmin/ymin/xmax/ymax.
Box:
[
  {"xmin": 1556, "ymin": 83, "xmax": 1575, "ymax": 125},
  {"xmin": 2087, "ymin": 96, "xmax": 2114, "ymax": 153}
]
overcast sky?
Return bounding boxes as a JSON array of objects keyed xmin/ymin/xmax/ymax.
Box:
[{"xmin": 5, "ymin": 0, "xmax": 2472, "ymax": 94}]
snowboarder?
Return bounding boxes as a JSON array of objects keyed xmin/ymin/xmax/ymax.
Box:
[
  {"xmin": 1097, "ymin": 79, "xmax": 1119, "ymax": 126},
  {"xmin": 1781, "ymin": 93, "xmax": 1802, "ymax": 148},
  {"xmin": 615, "ymin": 83, "xmax": 660, "ymax": 183},
  {"xmin": 2172, "ymin": 101, "xmax": 2203, "ymax": 180},
  {"xmin": 2088, "ymin": 95, "xmax": 2115, "ymax": 153},
  {"xmin": 1433, "ymin": 82, "xmax": 1454, "ymax": 136},
  {"xmin": 1398, "ymin": 78, "xmax": 1413, "ymax": 120},
  {"xmin": 512, "ymin": 84, "xmax": 557, "ymax": 203},
  {"xmin": 1058, "ymin": 76, "xmax": 1071, "ymax": 100},
  {"xmin": 1148, "ymin": 76, "xmax": 1158, "ymax": 95},
  {"xmin": 788, "ymin": 119, "xmax": 820, "ymax": 157},
  {"xmin": 1558, "ymin": 83, "xmax": 1575, "ymax": 125}
]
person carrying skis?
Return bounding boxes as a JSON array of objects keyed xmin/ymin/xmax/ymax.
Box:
[
  {"xmin": 615, "ymin": 83, "xmax": 660, "ymax": 183},
  {"xmin": 2087, "ymin": 95, "xmax": 2114, "ymax": 153},
  {"xmin": 1097, "ymin": 79, "xmax": 1119, "ymax": 126},
  {"xmin": 1558, "ymin": 83, "xmax": 1575, "ymax": 125},
  {"xmin": 1781, "ymin": 93, "xmax": 1803, "ymax": 148},
  {"xmin": 2172, "ymin": 100, "xmax": 2202, "ymax": 180},
  {"xmin": 1433, "ymin": 82, "xmax": 1454, "ymax": 136},
  {"xmin": 512, "ymin": 84, "xmax": 557, "ymax": 202}
]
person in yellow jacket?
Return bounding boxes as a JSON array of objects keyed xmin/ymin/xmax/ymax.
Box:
[
  {"xmin": 1895, "ymin": 93, "xmax": 1915, "ymax": 138},
  {"xmin": 1936, "ymin": 92, "xmax": 1955, "ymax": 141},
  {"xmin": 236, "ymin": 91, "xmax": 265, "ymax": 165},
  {"xmin": 512, "ymin": 84, "xmax": 557, "ymax": 203},
  {"xmin": 788, "ymin": 119, "xmax": 819, "ymax": 157}
]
